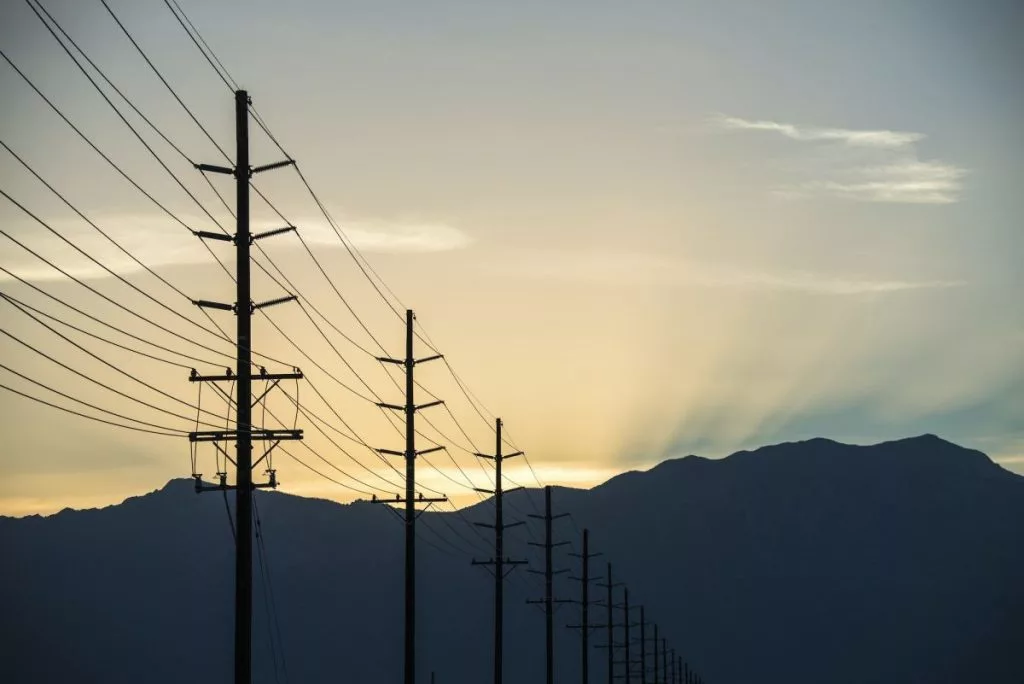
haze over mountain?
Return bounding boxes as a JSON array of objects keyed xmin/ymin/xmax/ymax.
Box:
[{"xmin": 2, "ymin": 434, "xmax": 1021, "ymax": 683}]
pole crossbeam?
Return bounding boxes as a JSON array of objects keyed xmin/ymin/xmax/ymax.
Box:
[
  {"xmin": 372, "ymin": 309, "xmax": 447, "ymax": 684},
  {"xmin": 185, "ymin": 89, "xmax": 302, "ymax": 684},
  {"xmin": 472, "ymin": 418, "xmax": 527, "ymax": 684}
]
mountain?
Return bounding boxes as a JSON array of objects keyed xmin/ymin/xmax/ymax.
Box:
[{"xmin": 2, "ymin": 435, "xmax": 1022, "ymax": 683}]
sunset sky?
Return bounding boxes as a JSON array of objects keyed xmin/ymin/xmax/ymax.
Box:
[{"xmin": 1, "ymin": 0, "xmax": 1021, "ymax": 515}]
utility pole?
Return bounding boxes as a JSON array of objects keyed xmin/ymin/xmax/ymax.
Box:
[
  {"xmin": 683, "ymin": 661, "xmax": 689, "ymax": 684},
  {"xmin": 652, "ymin": 624, "xmax": 658, "ymax": 684},
  {"xmin": 596, "ymin": 564, "xmax": 622, "ymax": 684},
  {"xmin": 660, "ymin": 638, "xmax": 666, "ymax": 684},
  {"xmin": 527, "ymin": 485, "xmax": 571, "ymax": 684},
  {"xmin": 669, "ymin": 649, "xmax": 675, "ymax": 684},
  {"xmin": 189, "ymin": 89, "xmax": 302, "ymax": 684},
  {"xmin": 637, "ymin": 606, "xmax": 646, "ymax": 684},
  {"xmin": 623, "ymin": 589, "xmax": 631, "ymax": 684},
  {"xmin": 374, "ymin": 309, "xmax": 448, "ymax": 684},
  {"xmin": 567, "ymin": 528, "xmax": 602, "ymax": 684},
  {"xmin": 472, "ymin": 418, "xmax": 528, "ymax": 684}
]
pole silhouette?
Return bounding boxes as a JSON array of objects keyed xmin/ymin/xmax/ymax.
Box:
[
  {"xmin": 374, "ymin": 309, "xmax": 447, "ymax": 684},
  {"xmin": 652, "ymin": 625, "xmax": 658, "ymax": 684},
  {"xmin": 472, "ymin": 418, "xmax": 527, "ymax": 684},
  {"xmin": 660, "ymin": 638, "xmax": 666, "ymax": 684},
  {"xmin": 567, "ymin": 528, "xmax": 602, "ymax": 684},
  {"xmin": 528, "ymin": 485, "xmax": 571, "ymax": 684},
  {"xmin": 188, "ymin": 89, "xmax": 302, "ymax": 684}
]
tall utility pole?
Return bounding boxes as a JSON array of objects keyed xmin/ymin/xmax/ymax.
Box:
[
  {"xmin": 637, "ymin": 606, "xmax": 647, "ymax": 684},
  {"xmin": 623, "ymin": 589, "xmax": 631, "ymax": 684},
  {"xmin": 527, "ymin": 485, "xmax": 571, "ymax": 684},
  {"xmin": 189, "ymin": 88, "xmax": 302, "ymax": 684},
  {"xmin": 596, "ymin": 563, "xmax": 622, "ymax": 684},
  {"xmin": 567, "ymin": 528, "xmax": 602, "ymax": 684},
  {"xmin": 660, "ymin": 638, "xmax": 667, "ymax": 684},
  {"xmin": 652, "ymin": 624, "xmax": 659, "ymax": 684},
  {"xmin": 670, "ymin": 649, "xmax": 675, "ymax": 684},
  {"xmin": 472, "ymin": 418, "xmax": 528, "ymax": 684},
  {"xmin": 374, "ymin": 308, "xmax": 447, "ymax": 684}
]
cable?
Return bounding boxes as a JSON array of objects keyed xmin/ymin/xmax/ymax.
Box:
[
  {"xmin": 0, "ymin": 291, "xmax": 192, "ymax": 370},
  {"xmin": 0, "ymin": 360, "xmax": 188, "ymax": 435},
  {"xmin": 0, "ymin": 47, "xmax": 234, "ymax": 283},
  {"xmin": 162, "ymin": 0, "xmax": 237, "ymax": 92},
  {"xmin": 253, "ymin": 496, "xmax": 288, "ymax": 684},
  {"xmin": 0, "ymin": 313, "xmax": 223, "ymax": 428},
  {"xmin": 28, "ymin": 0, "xmax": 194, "ymax": 165},
  {"xmin": 0, "ymin": 380, "xmax": 182, "ymax": 437},
  {"xmin": 96, "ymin": 0, "xmax": 231, "ymax": 162},
  {"xmin": 1, "ymin": 142, "xmax": 234, "ymax": 346},
  {"xmin": 0, "ymin": 266, "xmax": 221, "ymax": 368}
]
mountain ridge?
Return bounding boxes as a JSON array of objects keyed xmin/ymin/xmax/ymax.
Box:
[{"xmin": 2, "ymin": 434, "xmax": 1021, "ymax": 684}]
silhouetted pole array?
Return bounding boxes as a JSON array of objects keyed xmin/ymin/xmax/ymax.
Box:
[
  {"xmin": 188, "ymin": 88, "xmax": 302, "ymax": 684},
  {"xmin": 527, "ymin": 485, "xmax": 571, "ymax": 684},
  {"xmin": 472, "ymin": 418, "xmax": 527, "ymax": 684},
  {"xmin": 374, "ymin": 308, "xmax": 448, "ymax": 684},
  {"xmin": 567, "ymin": 528, "xmax": 602, "ymax": 684}
]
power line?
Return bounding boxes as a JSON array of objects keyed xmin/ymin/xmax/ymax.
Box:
[
  {"xmin": 0, "ymin": 360, "xmax": 188, "ymax": 435},
  {"xmin": 0, "ymin": 380, "xmax": 183, "ymax": 437},
  {"xmin": 0, "ymin": 266, "xmax": 222, "ymax": 368},
  {"xmin": 1, "ymin": 302, "xmax": 225, "ymax": 428},
  {"xmin": 96, "ymin": 0, "xmax": 231, "ymax": 162}
]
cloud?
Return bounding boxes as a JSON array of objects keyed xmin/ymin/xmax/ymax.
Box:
[
  {"xmin": 300, "ymin": 219, "xmax": 472, "ymax": 253},
  {"xmin": 506, "ymin": 249, "xmax": 963, "ymax": 295},
  {"xmin": 716, "ymin": 116, "xmax": 925, "ymax": 149},
  {"xmin": 714, "ymin": 115, "xmax": 966, "ymax": 204},
  {"xmin": 0, "ymin": 213, "xmax": 471, "ymax": 283},
  {"xmin": 797, "ymin": 161, "xmax": 968, "ymax": 204}
]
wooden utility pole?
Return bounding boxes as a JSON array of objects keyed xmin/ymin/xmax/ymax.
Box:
[
  {"xmin": 528, "ymin": 485, "xmax": 571, "ymax": 684},
  {"xmin": 567, "ymin": 528, "xmax": 602, "ymax": 684},
  {"xmin": 375, "ymin": 309, "xmax": 447, "ymax": 684},
  {"xmin": 189, "ymin": 88, "xmax": 302, "ymax": 684},
  {"xmin": 472, "ymin": 418, "xmax": 527, "ymax": 684}
]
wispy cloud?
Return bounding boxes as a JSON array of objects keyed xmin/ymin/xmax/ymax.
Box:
[
  {"xmin": 301, "ymin": 219, "xmax": 472, "ymax": 253},
  {"xmin": 716, "ymin": 115, "xmax": 924, "ymax": 149},
  {"xmin": 504, "ymin": 249, "xmax": 963, "ymax": 295},
  {"xmin": 714, "ymin": 115, "xmax": 966, "ymax": 204},
  {"xmin": 0, "ymin": 214, "xmax": 471, "ymax": 283}
]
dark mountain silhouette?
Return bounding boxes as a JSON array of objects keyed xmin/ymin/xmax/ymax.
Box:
[{"xmin": 2, "ymin": 434, "xmax": 1022, "ymax": 683}]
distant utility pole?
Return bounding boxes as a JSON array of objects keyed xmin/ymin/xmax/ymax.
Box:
[
  {"xmin": 652, "ymin": 624, "xmax": 659, "ymax": 684},
  {"xmin": 188, "ymin": 88, "xmax": 302, "ymax": 684},
  {"xmin": 567, "ymin": 528, "xmax": 602, "ymax": 684},
  {"xmin": 374, "ymin": 308, "xmax": 448, "ymax": 684},
  {"xmin": 660, "ymin": 638, "xmax": 667, "ymax": 684},
  {"xmin": 472, "ymin": 418, "xmax": 528, "ymax": 684},
  {"xmin": 623, "ymin": 589, "xmax": 632, "ymax": 684},
  {"xmin": 637, "ymin": 606, "xmax": 647, "ymax": 684},
  {"xmin": 596, "ymin": 563, "xmax": 623, "ymax": 684},
  {"xmin": 527, "ymin": 485, "xmax": 571, "ymax": 684},
  {"xmin": 669, "ymin": 649, "xmax": 675, "ymax": 684}
]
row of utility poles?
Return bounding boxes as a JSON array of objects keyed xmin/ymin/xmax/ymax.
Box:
[{"xmin": 188, "ymin": 89, "xmax": 707, "ymax": 684}]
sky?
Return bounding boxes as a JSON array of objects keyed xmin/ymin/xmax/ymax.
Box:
[{"xmin": 0, "ymin": 0, "xmax": 1021, "ymax": 515}]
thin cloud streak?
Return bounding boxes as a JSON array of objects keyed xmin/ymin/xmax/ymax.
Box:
[
  {"xmin": 715, "ymin": 115, "xmax": 924, "ymax": 149},
  {"xmin": 0, "ymin": 214, "xmax": 472, "ymax": 282},
  {"xmin": 505, "ymin": 249, "xmax": 964, "ymax": 295},
  {"xmin": 714, "ymin": 115, "xmax": 967, "ymax": 204}
]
